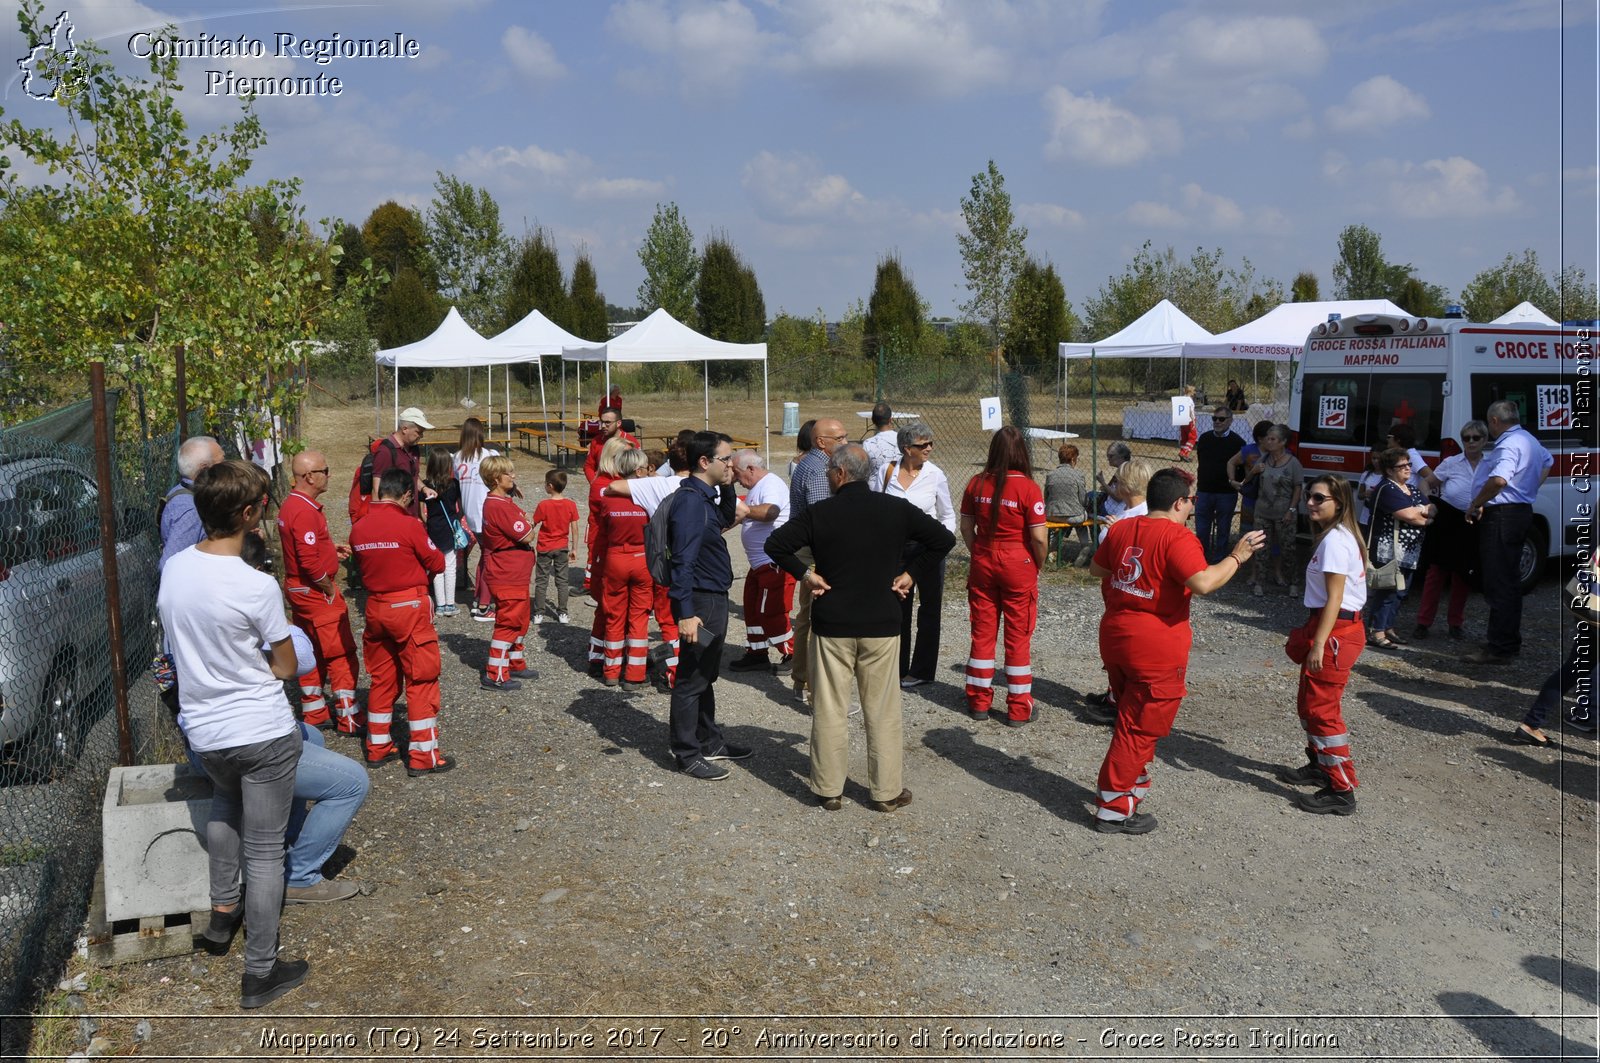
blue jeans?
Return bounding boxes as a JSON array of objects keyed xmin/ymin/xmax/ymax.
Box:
[
  {"xmin": 188, "ymin": 723, "xmax": 369, "ymax": 888},
  {"xmin": 1368, "ymin": 567, "xmax": 1416, "ymax": 632},
  {"xmin": 1193, "ymin": 491, "xmax": 1237, "ymax": 562}
]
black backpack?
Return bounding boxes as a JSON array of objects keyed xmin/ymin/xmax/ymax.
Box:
[
  {"xmin": 644, "ymin": 489, "xmax": 683, "ymax": 586},
  {"xmin": 356, "ymin": 438, "xmax": 400, "ymax": 497}
]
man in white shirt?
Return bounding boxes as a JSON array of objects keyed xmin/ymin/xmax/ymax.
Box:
[
  {"xmin": 728, "ymin": 450, "xmax": 795, "ymax": 674},
  {"xmin": 1464, "ymin": 400, "xmax": 1554, "ymax": 662},
  {"xmin": 862, "ymin": 401, "xmax": 899, "ymax": 473}
]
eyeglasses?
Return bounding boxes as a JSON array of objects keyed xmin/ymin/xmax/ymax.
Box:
[
  {"xmin": 1461, "ymin": 435, "xmax": 1484, "ymax": 442},
  {"xmin": 714, "ymin": 455, "xmax": 735, "ymax": 465},
  {"xmin": 1306, "ymin": 492, "xmax": 1333, "ymax": 505},
  {"xmin": 821, "ymin": 433, "xmax": 849, "ymax": 442},
  {"xmin": 307, "ymin": 467, "xmax": 330, "ymax": 478},
  {"xmin": 1211, "ymin": 416, "xmax": 1230, "ymax": 422},
  {"xmin": 907, "ymin": 441, "xmax": 933, "ymax": 450},
  {"xmin": 1393, "ymin": 463, "xmax": 1412, "ymax": 470},
  {"xmin": 600, "ymin": 419, "xmax": 620, "ymax": 427}
]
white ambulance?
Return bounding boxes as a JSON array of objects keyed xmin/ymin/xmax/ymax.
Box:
[{"xmin": 1289, "ymin": 313, "xmax": 1593, "ymax": 593}]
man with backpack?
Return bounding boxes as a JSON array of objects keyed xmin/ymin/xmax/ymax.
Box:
[{"xmin": 350, "ymin": 407, "xmax": 437, "ymax": 524}]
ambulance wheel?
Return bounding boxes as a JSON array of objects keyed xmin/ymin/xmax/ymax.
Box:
[
  {"xmin": 35, "ymin": 656, "xmax": 83, "ymax": 780},
  {"xmin": 1517, "ymin": 525, "xmax": 1547, "ymax": 597}
]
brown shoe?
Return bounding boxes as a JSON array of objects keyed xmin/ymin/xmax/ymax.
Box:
[
  {"xmin": 871, "ymin": 789, "xmax": 913, "ymax": 813},
  {"xmin": 817, "ymin": 794, "xmax": 842, "ymax": 811}
]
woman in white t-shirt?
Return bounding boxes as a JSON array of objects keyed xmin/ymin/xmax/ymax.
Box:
[
  {"xmin": 1279, "ymin": 474, "xmax": 1368, "ymax": 818},
  {"xmin": 870, "ymin": 420, "xmax": 957, "ymax": 687},
  {"xmin": 452, "ymin": 418, "xmax": 500, "ymax": 618}
]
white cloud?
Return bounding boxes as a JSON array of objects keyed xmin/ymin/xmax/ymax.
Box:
[
  {"xmin": 1283, "ymin": 116, "xmax": 1316, "ymax": 140},
  {"xmin": 741, "ymin": 151, "xmax": 868, "ymax": 223},
  {"xmin": 606, "ymin": 0, "xmax": 777, "ymax": 95},
  {"xmin": 1325, "ymin": 75, "xmax": 1430, "ymax": 132},
  {"xmin": 455, "ymin": 142, "xmax": 665, "ymax": 206},
  {"xmin": 1386, "ymin": 156, "xmax": 1521, "ymax": 219},
  {"xmin": 502, "ymin": 26, "xmax": 567, "ymax": 84},
  {"xmin": 1124, "ymin": 201, "xmax": 1188, "ymax": 228},
  {"xmin": 1042, "ymin": 86, "xmax": 1179, "ymax": 166},
  {"xmin": 1016, "ymin": 202, "xmax": 1084, "ymax": 229},
  {"xmin": 1178, "ymin": 183, "xmax": 1244, "ymax": 229},
  {"xmin": 459, "ymin": 144, "xmax": 586, "ymax": 179},
  {"xmin": 575, "ymin": 176, "xmax": 668, "ymax": 200},
  {"xmin": 1121, "ymin": 183, "xmax": 1287, "ymax": 234},
  {"xmin": 1564, "ymin": 165, "xmax": 1600, "ymax": 184},
  {"xmin": 776, "ymin": 0, "xmax": 1010, "ymax": 97}
]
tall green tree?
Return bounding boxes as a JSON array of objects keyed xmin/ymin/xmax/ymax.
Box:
[
  {"xmin": 567, "ymin": 252, "xmax": 608, "ymax": 341},
  {"xmin": 362, "ymin": 201, "xmax": 433, "ymax": 286},
  {"xmin": 1082, "ymin": 242, "xmax": 1280, "ymax": 338},
  {"xmin": 1006, "ymin": 257, "xmax": 1076, "ymax": 370},
  {"xmin": 696, "ymin": 235, "xmax": 764, "ymax": 384},
  {"xmin": 427, "ymin": 173, "xmax": 509, "ymax": 331},
  {"xmin": 0, "ymin": 0, "xmax": 373, "ymax": 435},
  {"xmin": 1393, "ymin": 276, "xmax": 1447, "ymax": 317},
  {"xmin": 957, "ymin": 159, "xmax": 1029, "ymax": 384},
  {"xmin": 864, "ymin": 254, "xmax": 925, "ymax": 361},
  {"xmin": 1460, "ymin": 250, "xmax": 1559, "ymax": 322},
  {"xmin": 637, "ymin": 202, "xmax": 698, "ymax": 323},
  {"xmin": 372, "ymin": 267, "xmax": 440, "ymax": 348},
  {"xmin": 1331, "ymin": 224, "xmax": 1395, "ymax": 300},
  {"xmin": 1555, "ymin": 265, "xmax": 1600, "ymax": 321},
  {"xmin": 1291, "ymin": 271, "xmax": 1321, "ymax": 302},
  {"xmin": 501, "ymin": 227, "xmax": 566, "ymax": 332},
  {"xmin": 738, "ymin": 265, "xmax": 766, "ymax": 343},
  {"xmin": 332, "ymin": 222, "xmax": 371, "ymax": 292}
]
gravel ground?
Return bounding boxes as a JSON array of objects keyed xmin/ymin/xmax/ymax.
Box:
[{"xmin": 52, "ymin": 407, "xmax": 1599, "ymax": 1060}]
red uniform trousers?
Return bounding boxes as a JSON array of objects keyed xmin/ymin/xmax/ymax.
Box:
[
  {"xmin": 652, "ymin": 583, "xmax": 680, "ymax": 687},
  {"xmin": 601, "ymin": 552, "xmax": 654, "ymax": 682},
  {"xmin": 1286, "ymin": 615, "xmax": 1363, "ymax": 792},
  {"xmin": 743, "ymin": 562, "xmax": 796, "ymax": 659},
  {"xmin": 964, "ymin": 548, "xmax": 1040, "ymax": 720},
  {"xmin": 1095, "ymin": 643, "xmax": 1188, "ymax": 823},
  {"xmin": 1177, "ymin": 420, "xmax": 1199, "ymax": 459},
  {"xmin": 361, "ymin": 589, "xmax": 444, "ymax": 770},
  {"xmin": 286, "ymin": 587, "xmax": 361, "ymax": 732},
  {"xmin": 1414, "ymin": 563, "xmax": 1468, "ymax": 630},
  {"xmin": 486, "ymin": 584, "xmax": 530, "ymax": 682},
  {"xmin": 583, "ymin": 518, "xmax": 597, "ymax": 592}
]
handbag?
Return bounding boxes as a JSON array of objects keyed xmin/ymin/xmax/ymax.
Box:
[
  {"xmin": 1363, "ymin": 482, "xmax": 1406, "ymax": 593},
  {"xmin": 443, "ymin": 506, "xmax": 471, "ymax": 551}
]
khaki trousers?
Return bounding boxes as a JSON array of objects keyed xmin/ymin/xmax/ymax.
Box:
[
  {"xmin": 809, "ymin": 634, "xmax": 903, "ymax": 802},
  {"xmin": 790, "ymin": 547, "xmax": 815, "ymax": 687}
]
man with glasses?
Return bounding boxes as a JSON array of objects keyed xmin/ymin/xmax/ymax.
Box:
[
  {"xmin": 1464, "ymin": 400, "xmax": 1553, "ymax": 663},
  {"xmin": 369, "ymin": 406, "xmax": 437, "ymax": 520},
  {"xmin": 278, "ymin": 451, "xmax": 362, "ymax": 735},
  {"xmin": 584, "ymin": 406, "xmax": 640, "ymax": 484},
  {"xmin": 787, "ymin": 417, "xmax": 850, "ymax": 702},
  {"xmin": 1192, "ymin": 406, "xmax": 1244, "ymax": 563}
]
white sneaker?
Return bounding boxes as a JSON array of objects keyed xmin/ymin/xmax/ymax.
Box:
[
  {"xmin": 533, "ymin": 614, "xmax": 543, "ymax": 624},
  {"xmin": 557, "ymin": 612, "xmax": 570, "ymax": 624}
]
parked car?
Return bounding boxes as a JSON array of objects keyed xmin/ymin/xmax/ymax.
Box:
[{"xmin": 0, "ymin": 453, "xmax": 160, "ymax": 779}]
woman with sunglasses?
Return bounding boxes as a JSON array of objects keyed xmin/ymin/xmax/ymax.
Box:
[
  {"xmin": 873, "ymin": 421, "xmax": 957, "ymax": 689},
  {"xmin": 1279, "ymin": 475, "xmax": 1368, "ymax": 815},
  {"xmin": 1411, "ymin": 421, "xmax": 1487, "ymax": 640},
  {"xmin": 1365, "ymin": 448, "xmax": 1436, "ymax": 649}
]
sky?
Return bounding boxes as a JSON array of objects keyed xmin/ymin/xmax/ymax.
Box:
[{"xmin": 3, "ymin": 0, "xmax": 1597, "ymax": 325}]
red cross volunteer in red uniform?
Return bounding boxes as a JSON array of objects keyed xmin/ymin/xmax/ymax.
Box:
[
  {"xmin": 1089, "ymin": 468, "xmax": 1262, "ymax": 835},
  {"xmin": 349, "ymin": 468, "xmax": 451, "ymax": 777},
  {"xmin": 594, "ymin": 448, "xmax": 654, "ymax": 687},
  {"xmin": 476, "ymin": 455, "xmax": 536, "ymax": 690},
  {"xmin": 961, "ymin": 427, "xmax": 1049, "ymax": 725},
  {"xmin": 277, "ymin": 451, "xmax": 362, "ymax": 734}
]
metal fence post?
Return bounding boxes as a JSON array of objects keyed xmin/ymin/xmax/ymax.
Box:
[{"xmin": 91, "ymin": 363, "xmax": 135, "ymax": 767}]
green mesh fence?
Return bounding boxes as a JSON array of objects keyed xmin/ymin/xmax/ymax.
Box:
[{"xmin": 0, "ymin": 395, "xmax": 180, "ymax": 1043}]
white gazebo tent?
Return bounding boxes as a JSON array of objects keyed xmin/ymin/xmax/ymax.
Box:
[
  {"xmin": 1058, "ymin": 298, "xmax": 1214, "ymax": 361},
  {"xmin": 372, "ymin": 306, "xmax": 523, "ymax": 436},
  {"xmin": 489, "ymin": 308, "xmax": 600, "ymax": 432},
  {"xmin": 562, "ymin": 308, "xmax": 769, "ymax": 458},
  {"xmin": 1491, "ymin": 301, "xmax": 1558, "ymax": 325}
]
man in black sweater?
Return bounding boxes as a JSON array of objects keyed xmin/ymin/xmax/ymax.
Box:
[{"xmin": 766, "ymin": 444, "xmax": 955, "ymax": 811}]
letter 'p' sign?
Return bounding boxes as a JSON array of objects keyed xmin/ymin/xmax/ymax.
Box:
[{"xmin": 980, "ymin": 396, "xmax": 1002, "ymax": 431}]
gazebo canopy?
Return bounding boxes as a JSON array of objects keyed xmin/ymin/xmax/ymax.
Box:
[
  {"xmin": 491, "ymin": 307, "xmax": 596, "ymax": 356},
  {"xmin": 562, "ymin": 307, "xmax": 767, "ymax": 363},
  {"xmin": 373, "ymin": 306, "xmax": 510, "ymax": 367},
  {"xmin": 1490, "ymin": 301, "xmax": 1557, "ymax": 325},
  {"xmin": 1059, "ymin": 298, "xmax": 1213, "ymax": 360},
  {"xmin": 1183, "ymin": 299, "xmax": 1408, "ymax": 361}
]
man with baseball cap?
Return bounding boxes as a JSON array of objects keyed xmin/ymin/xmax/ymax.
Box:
[{"xmin": 371, "ymin": 407, "xmax": 437, "ymax": 520}]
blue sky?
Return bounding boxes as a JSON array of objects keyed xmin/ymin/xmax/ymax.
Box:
[{"xmin": 5, "ymin": 0, "xmax": 1597, "ymax": 323}]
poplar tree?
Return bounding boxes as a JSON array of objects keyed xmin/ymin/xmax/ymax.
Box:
[
  {"xmin": 637, "ymin": 202, "xmax": 698, "ymax": 322},
  {"xmin": 865, "ymin": 254, "xmax": 925, "ymax": 362},
  {"xmin": 568, "ymin": 252, "xmax": 608, "ymax": 341},
  {"xmin": 957, "ymin": 160, "xmax": 1029, "ymax": 385}
]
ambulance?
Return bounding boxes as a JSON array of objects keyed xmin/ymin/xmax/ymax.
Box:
[{"xmin": 1289, "ymin": 313, "xmax": 1594, "ymax": 593}]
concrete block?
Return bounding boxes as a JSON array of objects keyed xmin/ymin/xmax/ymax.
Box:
[{"xmin": 101, "ymin": 763, "xmax": 211, "ymax": 923}]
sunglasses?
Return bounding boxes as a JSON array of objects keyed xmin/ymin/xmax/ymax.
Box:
[
  {"xmin": 1461, "ymin": 434, "xmax": 1484, "ymax": 442},
  {"xmin": 307, "ymin": 467, "xmax": 330, "ymax": 477},
  {"xmin": 1211, "ymin": 416, "xmax": 1230, "ymax": 422},
  {"xmin": 1306, "ymin": 492, "xmax": 1333, "ymax": 505},
  {"xmin": 906, "ymin": 441, "xmax": 934, "ymax": 450}
]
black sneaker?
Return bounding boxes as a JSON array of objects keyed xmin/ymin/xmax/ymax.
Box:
[
  {"xmin": 727, "ymin": 653, "xmax": 771, "ymax": 673},
  {"xmin": 704, "ymin": 742, "xmax": 752, "ymax": 761},
  {"xmin": 619, "ymin": 680, "xmax": 646, "ymax": 693},
  {"xmin": 240, "ymin": 957, "xmax": 309, "ymax": 1009},
  {"xmin": 773, "ymin": 656, "xmax": 794, "ymax": 677},
  {"xmin": 479, "ymin": 674, "xmax": 522, "ymax": 692},
  {"xmin": 1095, "ymin": 811, "xmax": 1158, "ymax": 835},
  {"xmin": 1084, "ymin": 703, "xmax": 1117, "ymax": 725},
  {"xmin": 197, "ymin": 906, "xmax": 242, "ymax": 956},
  {"xmin": 1298, "ymin": 787, "xmax": 1357, "ymax": 815},
  {"xmin": 680, "ymin": 758, "xmax": 730, "ymax": 781},
  {"xmin": 1277, "ymin": 761, "xmax": 1323, "ymax": 786},
  {"xmin": 1412, "ymin": 624, "xmax": 1430, "ymax": 640}
]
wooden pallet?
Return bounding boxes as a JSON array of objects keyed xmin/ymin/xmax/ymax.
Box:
[{"xmin": 85, "ymin": 866, "xmax": 211, "ymax": 967}]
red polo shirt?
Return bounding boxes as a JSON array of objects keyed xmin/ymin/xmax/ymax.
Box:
[
  {"xmin": 277, "ymin": 489, "xmax": 338, "ymax": 588},
  {"xmin": 479, "ymin": 493, "xmax": 536, "ymax": 587}
]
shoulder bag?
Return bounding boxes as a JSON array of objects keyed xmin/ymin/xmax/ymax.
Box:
[{"xmin": 1363, "ymin": 481, "xmax": 1406, "ymax": 593}]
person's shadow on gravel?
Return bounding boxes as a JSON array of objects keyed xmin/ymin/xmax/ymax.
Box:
[
  {"xmin": 1360, "ymin": 688, "xmax": 1483, "ymax": 737},
  {"xmin": 439, "ymin": 631, "xmax": 488, "ymax": 672},
  {"xmin": 1476, "ymin": 741, "xmax": 1600, "ymax": 803},
  {"xmin": 1158, "ymin": 728, "xmax": 1294, "ymax": 800},
  {"xmin": 1524, "ymin": 955, "xmax": 1599, "ymax": 1006},
  {"xmin": 922, "ymin": 726, "xmax": 1094, "ymax": 821},
  {"xmin": 1439, "ymin": 988, "xmax": 1597, "ymax": 1059}
]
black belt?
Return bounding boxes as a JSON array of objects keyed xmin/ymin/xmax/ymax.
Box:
[
  {"xmin": 1309, "ymin": 608, "xmax": 1362, "ymax": 621},
  {"xmin": 1482, "ymin": 502, "xmax": 1533, "ymax": 513}
]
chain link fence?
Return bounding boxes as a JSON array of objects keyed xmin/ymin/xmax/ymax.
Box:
[{"xmin": 0, "ymin": 392, "xmax": 182, "ymax": 1048}]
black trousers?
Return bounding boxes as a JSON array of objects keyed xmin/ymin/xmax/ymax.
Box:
[
  {"xmin": 670, "ymin": 591, "xmax": 728, "ymax": 764},
  {"xmin": 900, "ymin": 553, "xmax": 945, "ymax": 681},
  {"xmin": 1478, "ymin": 503, "xmax": 1532, "ymax": 656}
]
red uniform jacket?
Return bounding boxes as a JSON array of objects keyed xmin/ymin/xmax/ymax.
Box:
[
  {"xmin": 350, "ymin": 499, "xmax": 443, "ymax": 593},
  {"xmin": 277, "ymin": 490, "xmax": 338, "ymax": 588},
  {"xmin": 479, "ymin": 493, "xmax": 536, "ymax": 588}
]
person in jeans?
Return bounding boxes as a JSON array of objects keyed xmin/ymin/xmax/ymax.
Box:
[
  {"xmin": 1192, "ymin": 406, "xmax": 1243, "ymax": 563},
  {"xmin": 531, "ymin": 469, "xmax": 579, "ymax": 624},
  {"xmin": 157, "ymin": 459, "xmax": 310, "ymax": 1009},
  {"xmin": 667, "ymin": 432, "xmax": 745, "ymax": 780},
  {"xmin": 1365, "ymin": 448, "xmax": 1434, "ymax": 649}
]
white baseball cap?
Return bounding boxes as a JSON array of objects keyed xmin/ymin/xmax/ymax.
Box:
[{"xmin": 398, "ymin": 406, "xmax": 435, "ymax": 430}]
